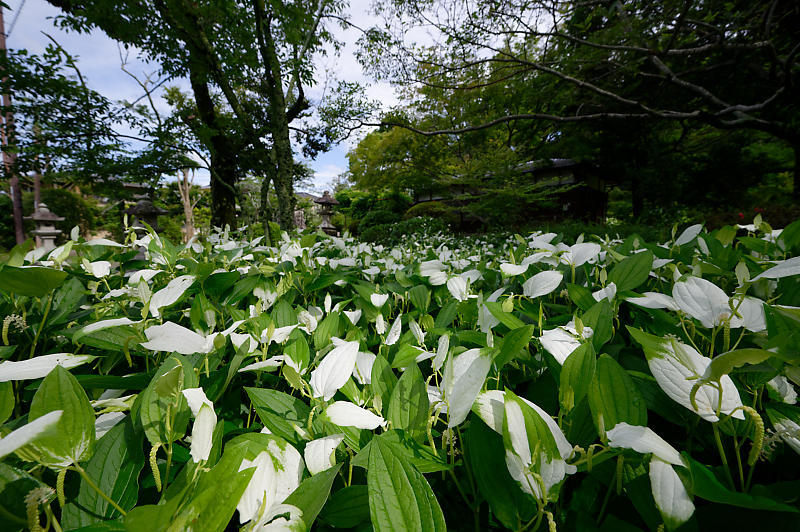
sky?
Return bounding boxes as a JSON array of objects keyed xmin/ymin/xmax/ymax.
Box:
[{"xmin": 4, "ymin": 0, "xmax": 401, "ymax": 193}]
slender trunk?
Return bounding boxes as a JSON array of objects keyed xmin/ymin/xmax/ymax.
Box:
[
  {"xmin": 209, "ymin": 153, "xmax": 237, "ymax": 229},
  {"xmin": 260, "ymin": 12, "xmax": 295, "ymax": 231},
  {"xmin": 260, "ymin": 175, "xmax": 273, "ymax": 243},
  {"xmin": 0, "ymin": 7, "xmax": 24, "ymax": 244},
  {"xmin": 178, "ymin": 168, "xmax": 195, "ymax": 243},
  {"xmin": 189, "ymin": 65, "xmax": 238, "ymax": 229}
]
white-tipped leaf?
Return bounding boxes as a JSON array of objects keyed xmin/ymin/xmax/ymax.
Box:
[
  {"xmin": 446, "ymin": 276, "xmax": 468, "ymax": 301},
  {"xmin": 0, "ymin": 410, "xmax": 63, "ymax": 459},
  {"xmin": 310, "ymin": 340, "xmax": 359, "ymax": 400},
  {"xmin": 370, "ymin": 293, "xmax": 389, "ymax": 308},
  {"xmin": 433, "ymin": 334, "xmax": 449, "ymax": 372},
  {"xmin": 0, "ymin": 354, "xmax": 94, "ymax": 382},
  {"xmin": 633, "ymin": 331, "xmax": 744, "ymax": 422},
  {"xmin": 650, "ymin": 458, "xmax": 695, "ymax": 530},
  {"xmin": 626, "ymin": 292, "xmax": 680, "ymax": 311},
  {"xmin": 500, "ymin": 262, "xmax": 528, "ymax": 276},
  {"xmin": 237, "ymin": 440, "xmax": 304, "ymax": 524},
  {"xmin": 672, "ymin": 277, "xmax": 738, "ymax": 329},
  {"xmin": 607, "ymin": 423, "xmax": 683, "ymax": 466},
  {"xmin": 150, "ymin": 275, "xmax": 195, "ymax": 317},
  {"xmin": 352, "ymin": 351, "xmax": 376, "ymax": 385},
  {"xmin": 182, "ymin": 388, "xmax": 216, "ymax": 462},
  {"xmin": 523, "ymin": 270, "xmax": 563, "ymax": 299},
  {"xmin": 443, "ymin": 348, "xmax": 492, "ymax": 427},
  {"xmin": 140, "ymin": 322, "xmax": 213, "ymax": 354},
  {"xmin": 384, "ymin": 314, "xmax": 402, "ymax": 346},
  {"xmin": 94, "ymin": 412, "xmax": 126, "ymax": 440},
  {"xmin": 325, "ymin": 401, "xmax": 386, "ymax": 429},
  {"xmin": 304, "ymin": 434, "xmax": 345, "ymax": 475},
  {"xmin": 675, "ymin": 224, "xmax": 703, "ymax": 246}
]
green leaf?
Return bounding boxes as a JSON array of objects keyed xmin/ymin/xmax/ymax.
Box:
[
  {"xmin": 136, "ymin": 355, "xmax": 196, "ymax": 446},
  {"xmin": 409, "ymin": 285, "xmax": 431, "ymax": 313},
  {"xmin": 494, "ymin": 325, "xmax": 534, "ymax": 369},
  {"xmin": 434, "ymin": 300, "xmax": 458, "ymax": 328},
  {"xmin": 609, "ymin": 251, "xmax": 653, "ymax": 292},
  {"xmin": 245, "ymin": 388, "xmax": 310, "ymax": 446},
  {"xmin": 73, "ymin": 321, "xmax": 144, "ymax": 353},
  {"xmin": 588, "ymin": 354, "xmax": 647, "ymax": 437},
  {"xmin": 319, "ymin": 485, "xmax": 371, "ymax": 528},
  {"xmin": 678, "ymin": 454, "xmax": 799, "ymax": 512},
  {"xmin": 3, "ymin": 239, "xmax": 34, "ymax": 267},
  {"xmin": 560, "ymin": 343, "xmax": 596, "ymax": 412},
  {"xmin": 203, "ymin": 271, "xmax": 239, "ymax": 299},
  {"xmin": 391, "ymin": 343, "xmax": 426, "ymax": 369},
  {"xmin": 0, "ymin": 382, "xmax": 13, "ymax": 425},
  {"xmin": 567, "ymin": 283, "xmax": 596, "ymax": 311},
  {"xmin": 702, "ymin": 349, "xmax": 774, "ymax": 383},
  {"xmin": 170, "ymin": 445, "xmax": 255, "ymax": 530},
  {"xmin": 367, "ymin": 434, "xmax": 447, "ymax": 532},
  {"xmin": 284, "ymin": 463, "xmax": 342, "ymax": 528},
  {"xmin": 284, "ymin": 335, "xmax": 310, "ymax": 373},
  {"xmin": 387, "ymin": 363, "xmax": 428, "ymax": 437},
  {"xmin": 272, "ymin": 299, "xmax": 297, "ymax": 328},
  {"xmin": 61, "ymin": 418, "xmax": 144, "ymax": 528},
  {"xmin": 370, "ymin": 355, "xmax": 397, "ymax": 415},
  {"xmin": 26, "ymin": 365, "xmax": 95, "ymax": 468},
  {"xmin": 0, "ymin": 265, "xmax": 68, "ymax": 297},
  {"xmin": 485, "ymin": 301, "xmax": 526, "ymax": 330},
  {"xmin": 466, "ymin": 418, "xmax": 536, "ymax": 529},
  {"xmin": 314, "ymin": 312, "xmax": 341, "ymax": 350},
  {"xmin": 49, "ymin": 277, "xmax": 86, "ymax": 326},
  {"xmin": 582, "ymin": 300, "xmax": 614, "ymax": 351},
  {"xmin": 299, "ymin": 233, "xmax": 318, "ymax": 248},
  {"xmin": 765, "ymin": 306, "xmax": 800, "ymax": 363},
  {"xmin": 0, "ymin": 462, "xmax": 52, "ymax": 527}
]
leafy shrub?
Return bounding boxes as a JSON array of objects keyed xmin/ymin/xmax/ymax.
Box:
[
  {"xmin": 358, "ymin": 209, "xmax": 401, "ymax": 235},
  {"xmin": 405, "ymin": 200, "xmax": 460, "ymax": 225},
  {"xmin": 360, "ymin": 216, "xmax": 451, "ymax": 245}
]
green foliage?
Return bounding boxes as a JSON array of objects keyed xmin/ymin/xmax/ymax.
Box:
[{"xmin": 2, "ymin": 216, "xmax": 800, "ymax": 531}]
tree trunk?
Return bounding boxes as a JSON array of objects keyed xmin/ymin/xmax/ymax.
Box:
[
  {"xmin": 260, "ymin": 175, "xmax": 273, "ymax": 243},
  {"xmin": 209, "ymin": 152, "xmax": 238, "ymax": 229},
  {"xmin": 260, "ymin": 15, "xmax": 295, "ymax": 231},
  {"xmin": 177, "ymin": 168, "xmax": 195, "ymax": 243},
  {"xmin": 189, "ymin": 66, "xmax": 239, "ymax": 229},
  {"xmin": 272, "ymin": 133, "xmax": 295, "ymax": 230}
]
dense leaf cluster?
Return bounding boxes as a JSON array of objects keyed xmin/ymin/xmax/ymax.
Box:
[{"xmin": 1, "ymin": 215, "xmax": 800, "ymax": 530}]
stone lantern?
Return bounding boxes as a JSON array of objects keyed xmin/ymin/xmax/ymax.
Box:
[
  {"xmin": 125, "ymin": 197, "xmax": 168, "ymax": 238},
  {"xmin": 314, "ymin": 190, "xmax": 339, "ymax": 236},
  {"xmin": 26, "ymin": 203, "xmax": 64, "ymax": 253}
]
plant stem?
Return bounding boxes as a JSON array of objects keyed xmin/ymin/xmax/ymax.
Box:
[
  {"xmin": 162, "ymin": 443, "xmax": 173, "ymax": 499},
  {"xmin": 733, "ymin": 433, "xmax": 745, "ymax": 490},
  {"xmin": 712, "ymin": 423, "xmax": 735, "ymax": 489},
  {"xmin": 44, "ymin": 504, "xmax": 62, "ymax": 532},
  {"xmin": 30, "ymin": 292, "xmax": 54, "ymax": 358},
  {"xmin": 72, "ymin": 464, "xmax": 127, "ymax": 516}
]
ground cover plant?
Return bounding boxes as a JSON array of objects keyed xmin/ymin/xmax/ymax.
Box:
[{"xmin": 2, "ymin": 216, "xmax": 800, "ymax": 531}]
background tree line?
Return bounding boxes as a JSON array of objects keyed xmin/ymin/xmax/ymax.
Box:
[
  {"xmin": 344, "ymin": 0, "xmax": 799, "ymax": 229},
  {"xmin": 3, "ymin": 0, "xmax": 798, "ymax": 246}
]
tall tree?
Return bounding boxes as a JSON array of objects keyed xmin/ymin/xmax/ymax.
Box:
[
  {"xmin": 358, "ymin": 0, "xmax": 800, "ymax": 198},
  {"xmin": 50, "ymin": 0, "xmax": 350, "ymax": 233}
]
